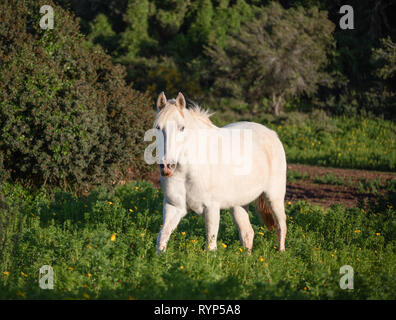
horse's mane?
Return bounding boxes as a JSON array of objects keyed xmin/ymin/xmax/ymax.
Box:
[
  {"xmin": 155, "ymin": 99, "xmax": 216, "ymax": 128},
  {"xmin": 186, "ymin": 100, "xmax": 216, "ymax": 128}
]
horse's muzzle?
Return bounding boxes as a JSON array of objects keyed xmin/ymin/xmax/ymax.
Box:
[{"xmin": 159, "ymin": 163, "xmax": 176, "ymax": 178}]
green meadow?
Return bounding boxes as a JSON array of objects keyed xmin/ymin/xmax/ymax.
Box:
[{"xmin": 1, "ymin": 181, "xmax": 395, "ymax": 300}]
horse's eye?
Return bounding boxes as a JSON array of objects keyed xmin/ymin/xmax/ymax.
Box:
[
  {"xmin": 155, "ymin": 125, "xmax": 160, "ymax": 130},
  {"xmin": 180, "ymin": 126, "xmax": 185, "ymax": 132}
]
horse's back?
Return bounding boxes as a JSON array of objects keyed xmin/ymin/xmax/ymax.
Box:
[
  {"xmin": 222, "ymin": 121, "xmax": 286, "ymax": 171},
  {"xmin": 197, "ymin": 120, "xmax": 287, "ymax": 207}
]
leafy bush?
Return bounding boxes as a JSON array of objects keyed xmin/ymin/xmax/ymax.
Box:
[{"xmin": 0, "ymin": 0, "xmax": 154, "ymax": 191}]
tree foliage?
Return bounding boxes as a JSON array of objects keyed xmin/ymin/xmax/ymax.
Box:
[
  {"xmin": 52, "ymin": 0, "xmax": 396, "ymax": 117},
  {"xmin": 206, "ymin": 2, "xmax": 335, "ymax": 115}
]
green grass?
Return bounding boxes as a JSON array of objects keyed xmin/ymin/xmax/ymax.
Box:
[
  {"xmin": 313, "ymin": 173, "xmax": 349, "ymax": 186},
  {"xmin": 287, "ymin": 170, "xmax": 310, "ymax": 183},
  {"xmin": 1, "ymin": 182, "xmax": 395, "ymax": 300},
  {"xmin": 212, "ymin": 113, "xmax": 396, "ymax": 172},
  {"xmin": 276, "ymin": 116, "xmax": 396, "ymax": 172}
]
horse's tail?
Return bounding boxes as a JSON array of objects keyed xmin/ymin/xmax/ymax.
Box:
[{"xmin": 255, "ymin": 194, "xmax": 275, "ymax": 231}]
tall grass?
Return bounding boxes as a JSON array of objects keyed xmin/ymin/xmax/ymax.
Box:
[{"xmin": 0, "ymin": 182, "xmax": 395, "ymax": 300}]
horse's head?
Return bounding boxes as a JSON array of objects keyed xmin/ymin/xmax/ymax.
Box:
[{"xmin": 154, "ymin": 92, "xmax": 187, "ymax": 178}]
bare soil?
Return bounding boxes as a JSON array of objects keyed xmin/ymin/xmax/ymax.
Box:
[
  {"xmin": 146, "ymin": 164, "xmax": 396, "ymax": 208},
  {"xmin": 286, "ymin": 164, "xmax": 395, "ymax": 207}
]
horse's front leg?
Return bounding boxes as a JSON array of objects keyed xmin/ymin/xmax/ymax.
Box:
[
  {"xmin": 204, "ymin": 205, "xmax": 220, "ymax": 251},
  {"xmin": 157, "ymin": 201, "xmax": 185, "ymax": 254}
]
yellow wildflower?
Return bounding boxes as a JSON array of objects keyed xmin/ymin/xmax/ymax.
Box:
[
  {"xmin": 179, "ymin": 265, "xmax": 184, "ymax": 270},
  {"xmin": 67, "ymin": 267, "xmax": 73, "ymax": 271},
  {"xmin": 222, "ymin": 243, "xmax": 227, "ymax": 248},
  {"xmin": 3, "ymin": 271, "xmax": 10, "ymax": 276},
  {"xmin": 110, "ymin": 233, "xmax": 117, "ymax": 241},
  {"xmin": 20, "ymin": 271, "xmax": 28, "ymax": 277}
]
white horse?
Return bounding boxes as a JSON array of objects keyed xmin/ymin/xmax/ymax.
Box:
[{"xmin": 154, "ymin": 92, "xmax": 287, "ymax": 254}]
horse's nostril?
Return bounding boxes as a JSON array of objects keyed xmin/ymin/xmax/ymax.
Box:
[
  {"xmin": 159, "ymin": 164, "xmax": 165, "ymax": 169},
  {"xmin": 167, "ymin": 163, "xmax": 176, "ymax": 170}
]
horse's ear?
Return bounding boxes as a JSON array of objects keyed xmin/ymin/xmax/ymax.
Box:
[
  {"xmin": 157, "ymin": 92, "xmax": 167, "ymax": 110},
  {"xmin": 176, "ymin": 92, "xmax": 186, "ymax": 110}
]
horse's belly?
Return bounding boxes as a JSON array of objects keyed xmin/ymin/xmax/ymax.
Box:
[
  {"xmin": 185, "ymin": 167, "xmax": 266, "ymax": 211},
  {"xmin": 212, "ymin": 174, "xmax": 265, "ymax": 208}
]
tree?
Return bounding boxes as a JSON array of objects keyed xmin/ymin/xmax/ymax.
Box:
[
  {"xmin": 206, "ymin": 2, "xmax": 335, "ymax": 116},
  {"xmin": 373, "ymin": 37, "xmax": 396, "ymax": 81},
  {"xmin": 369, "ymin": 37, "xmax": 396, "ymax": 118},
  {"xmin": 118, "ymin": 0, "xmax": 156, "ymax": 62}
]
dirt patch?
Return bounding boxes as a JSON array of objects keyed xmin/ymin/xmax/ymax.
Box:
[
  {"xmin": 286, "ymin": 180, "xmax": 367, "ymax": 208},
  {"xmin": 288, "ymin": 164, "xmax": 396, "ymax": 184},
  {"xmin": 285, "ymin": 164, "xmax": 395, "ymax": 208},
  {"xmin": 146, "ymin": 164, "xmax": 396, "ymax": 208}
]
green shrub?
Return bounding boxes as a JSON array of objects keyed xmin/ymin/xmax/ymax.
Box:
[{"xmin": 0, "ymin": 0, "xmax": 154, "ymax": 192}]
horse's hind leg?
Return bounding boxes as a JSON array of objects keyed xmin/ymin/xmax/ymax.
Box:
[
  {"xmin": 266, "ymin": 195, "xmax": 287, "ymax": 251},
  {"xmin": 231, "ymin": 206, "xmax": 254, "ymax": 252}
]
